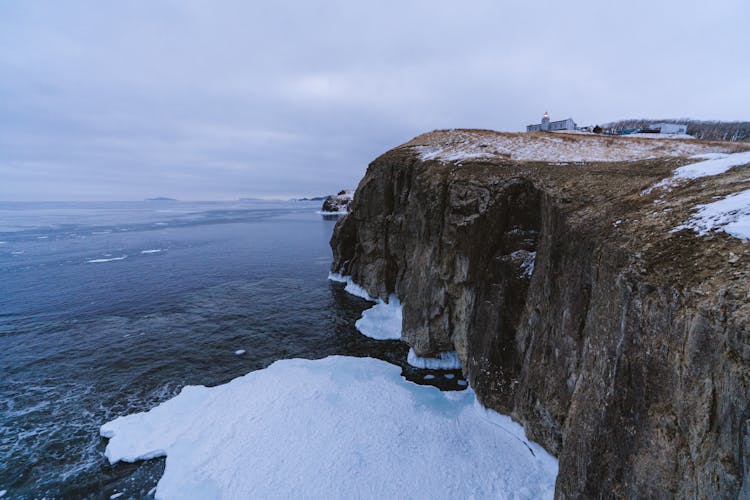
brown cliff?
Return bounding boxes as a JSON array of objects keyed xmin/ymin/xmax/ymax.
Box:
[{"xmin": 331, "ymin": 130, "xmax": 750, "ymax": 498}]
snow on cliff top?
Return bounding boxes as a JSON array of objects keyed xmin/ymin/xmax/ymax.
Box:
[{"xmin": 404, "ymin": 129, "xmax": 745, "ymax": 163}]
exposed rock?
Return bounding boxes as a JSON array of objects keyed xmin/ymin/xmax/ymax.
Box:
[
  {"xmin": 321, "ymin": 190, "xmax": 353, "ymax": 213},
  {"xmin": 330, "ymin": 129, "xmax": 750, "ymax": 498}
]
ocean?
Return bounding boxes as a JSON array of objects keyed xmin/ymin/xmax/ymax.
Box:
[{"xmin": 0, "ymin": 200, "xmax": 469, "ymax": 498}]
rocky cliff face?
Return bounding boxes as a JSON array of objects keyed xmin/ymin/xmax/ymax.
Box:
[
  {"xmin": 321, "ymin": 190, "xmax": 353, "ymax": 213},
  {"xmin": 330, "ymin": 130, "xmax": 750, "ymax": 498}
]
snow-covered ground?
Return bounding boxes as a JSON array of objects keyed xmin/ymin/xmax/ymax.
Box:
[
  {"xmin": 669, "ymin": 151, "xmax": 750, "ymax": 182},
  {"xmin": 644, "ymin": 151, "xmax": 750, "ymax": 194},
  {"xmin": 101, "ymin": 356, "xmax": 557, "ymax": 499},
  {"xmin": 677, "ymin": 188, "xmax": 750, "ymax": 241},
  {"xmin": 405, "ymin": 129, "xmax": 737, "ymax": 163}
]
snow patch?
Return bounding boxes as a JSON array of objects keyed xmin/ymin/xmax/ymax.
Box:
[
  {"xmin": 101, "ymin": 356, "xmax": 557, "ymax": 499},
  {"xmin": 407, "ymin": 348, "xmax": 462, "ymax": 370},
  {"xmin": 676, "ymin": 188, "xmax": 750, "ymax": 240},
  {"xmin": 87, "ymin": 255, "xmax": 128, "ymax": 263},
  {"xmin": 647, "ymin": 151, "xmax": 750, "ymax": 193},
  {"xmin": 234, "ymin": 350, "xmax": 246, "ymax": 356},
  {"xmin": 672, "ymin": 151, "xmax": 750, "ymax": 180}
]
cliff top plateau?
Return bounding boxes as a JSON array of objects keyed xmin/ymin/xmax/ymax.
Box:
[{"xmin": 331, "ymin": 129, "xmax": 750, "ymax": 498}]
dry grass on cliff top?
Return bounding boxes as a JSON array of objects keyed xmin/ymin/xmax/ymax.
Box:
[{"xmin": 401, "ymin": 129, "xmax": 750, "ymax": 163}]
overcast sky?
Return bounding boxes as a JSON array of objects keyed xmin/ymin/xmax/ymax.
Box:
[{"xmin": 1, "ymin": 0, "xmax": 748, "ymax": 201}]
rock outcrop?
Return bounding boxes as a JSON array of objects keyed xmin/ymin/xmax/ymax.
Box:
[
  {"xmin": 321, "ymin": 190, "xmax": 353, "ymax": 213},
  {"xmin": 330, "ymin": 130, "xmax": 750, "ymax": 498}
]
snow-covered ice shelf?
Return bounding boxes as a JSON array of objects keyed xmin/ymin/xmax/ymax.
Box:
[{"xmin": 101, "ymin": 356, "xmax": 557, "ymax": 499}]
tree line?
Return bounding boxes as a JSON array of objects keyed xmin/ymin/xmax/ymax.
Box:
[{"xmin": 601, "ymin": 119, "xmax": 750, "ymax": 142}]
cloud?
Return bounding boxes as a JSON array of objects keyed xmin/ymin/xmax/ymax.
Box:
[{"xmin": 0, "ymin": 0, "xmax": 748, "ymax": 200}]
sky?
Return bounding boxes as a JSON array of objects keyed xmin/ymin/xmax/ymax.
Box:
[{"xmin": 1, "ymin": 0, "xmax": 748, "ymax": 201}]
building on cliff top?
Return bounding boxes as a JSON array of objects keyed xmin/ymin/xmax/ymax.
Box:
[{"xmin": 527, "ymin": 111, "xmax": 577, "ymax": 132}]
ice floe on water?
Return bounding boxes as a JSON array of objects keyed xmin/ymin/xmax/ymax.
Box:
[
  {"xmin": 234, "ymin": 349, "xmax": 246, "ymax": 356},
  {"xmin": 407, "ymin": 348, "xmax": 462, "ymax": 370},
  {"xmin": 355, "ymin": 296, "xmax": 402, "ymax": 340},
  {"xmin": 101, "ymin": 356, "xmax": 557, "ymax": 499},
  {"xmin": 676, "ymin": 188, "xmax": 750, "ymax": 241},
  {"xmin": 87, "ymin": 255, "xmax": 128, "ymax": 263},
  {"xmin": 141, "ymin": 249, "xmax": 166, "ymax": 254},
  {"xmin": 329, "ymin": 273, "xmax": 403, "ymax": 340}
]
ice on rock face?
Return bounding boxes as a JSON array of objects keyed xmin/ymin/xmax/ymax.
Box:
[
  {"xmin": 329, "ymin": 273, "xmax": 403, "ymax": 340},
  {"xmin": 328, "ymin": 273, "xmax": 375, "ymax": 301},
  {"xmin": 101, "ymin": 356, "xmax": 557, "ymax": 499},
  {"xmin": 354, "ymin": 296, "xmax": 402, "ymax": 340},
  {"xmin": 407, "ymin": 348, "xmax": 462, "ymax": 370}
]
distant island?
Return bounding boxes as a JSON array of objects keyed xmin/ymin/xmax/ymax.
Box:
[
  {"xmin": 145, "ymin": 197, "xmax": 178, "ymax": 201},
  {"xmin": 292, "ymin": 196, "xmax": 328, "ymax": 201}
]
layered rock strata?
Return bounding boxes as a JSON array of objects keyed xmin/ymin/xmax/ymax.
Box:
[{"xmin": 330, "ymin": 130, "xmax": 750, "ymax": 498}]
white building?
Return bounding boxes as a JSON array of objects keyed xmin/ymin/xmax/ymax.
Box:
[
  {"xmin": 649, "ymin": 123, "xmax": 688, "ymax": 135},
  {"xmin": 527, "ymin": 112, "xmax": 577, "ymax": 132}
]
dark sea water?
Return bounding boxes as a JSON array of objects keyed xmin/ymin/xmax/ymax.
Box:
[{"xmin": 0, "ymin": 200, "xmax": 462, "ymax": 499}]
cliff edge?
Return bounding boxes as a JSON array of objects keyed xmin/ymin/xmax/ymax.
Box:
[{"xmin": 330, "ymin": 129, "xmax": 750, "ymax": 498}]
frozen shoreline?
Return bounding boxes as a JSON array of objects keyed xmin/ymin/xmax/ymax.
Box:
[{"xmin": 101, "ymin": 356, "xmax": 557, "ymax": 499}]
